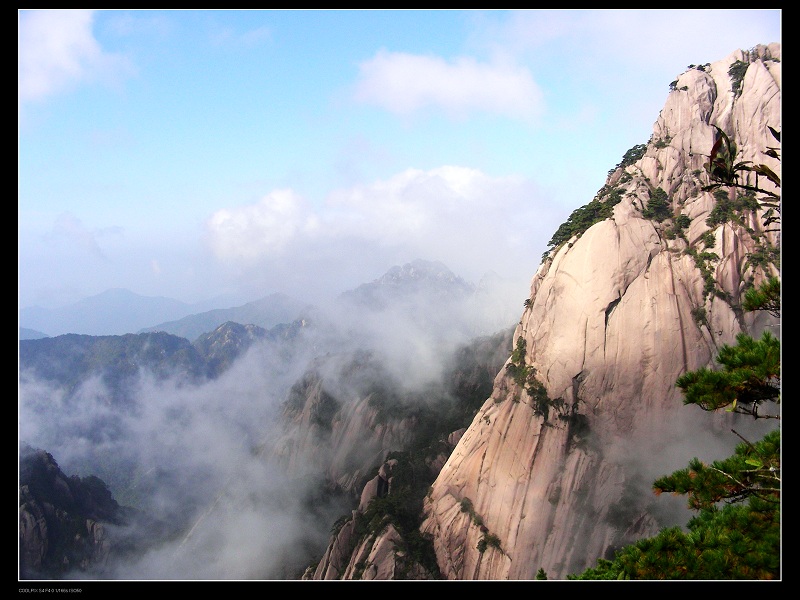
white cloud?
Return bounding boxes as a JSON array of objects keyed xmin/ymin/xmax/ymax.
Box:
[
  {"xmin": 353, "ymin": 49, "xmax": 544, "ymax": 122},
  {"xmin": 204, "ymin": 166, "xmax": 560, "ymax": 294},
  {"xmin": 18, "ymin": 9, "xmax": 133, "ymax": 107},
  {"xmin": 206, "ymin": 189, "xmax": 318, "ymax": 260},
  {"xmin": 326, "ymin": 165, "xmax": 510, "ymax": 243},
  {"xmin": 478, "ymin": 9, "xmax": 781, "ymax": 75}
]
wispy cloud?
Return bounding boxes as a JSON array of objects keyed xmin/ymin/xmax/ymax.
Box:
[
  {"xmin": 195, "ymin": 164, "xmax": 561, "ymax": 310},
  {"xmin": 353, "ymin": 49, "xmax": 544, "ymax": 122},
  {"xmin": 44, "ymin": 212, "xmax": 123, "ymax": 260},
  {"xmin": 18, "ymin": 9, "xmax": 133, "ymax": 110},
  {"xmin": 204, "ymin": 166, "xmax": 556, "ymax": 289}
]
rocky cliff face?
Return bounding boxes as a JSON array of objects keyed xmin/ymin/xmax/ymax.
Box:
[
  {"xmin": 269, "ymin": 325, "xmax": 513, "ymax": 498},
  {"xmin": 19, "ymin": 445, "xmax": 131, "ymax": 579},
  {"xmin": 418, "ymin": 43, "xmax": 780, "ymax": 580}
]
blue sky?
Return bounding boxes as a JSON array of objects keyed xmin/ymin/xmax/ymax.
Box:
[{"xmin": 18, "ymin": 9, "xmax": 782, "ymax": 310}]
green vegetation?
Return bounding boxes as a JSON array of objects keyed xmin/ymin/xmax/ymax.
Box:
[
  {"xmin": 685, "ymin": 247, "xmax": 721, "ymax": 301},
  {"xmin": 505, "ymin": 337, "xmax": 567, "ymax": 421},
  {"xmin": 697, "ymin": 125, "xmax": 780, "ymax": 309},
  {"xmin": 664, "ymin": 213, "xmax": 691, "ymax": 240},
  {"xmin": 676, "ymin": 330, "xmax": 780, "ymax": 420},
  {"xmin": 690, "ymin": 306, "xmax": 707, "ymax": 328},
  {"xmin": 504, "ymin": 337, "xmax": 581, "ymax": 435},
  {"xmin": 569, "ymin": 498, "xmax": 779, "ymax": 579},
  {"xmin": 728, "ymin": 60, "xmax": 749, "ymax": 96},
  {"xmin": 460, "ymin": 496, "xmax": 504, "ymax": 555},
  {"xmin": 654, "ymin": 135, "xmax": 672, "ymax": 149},
  {"xmin": 702, "ymin": 125, "xmax": 780, "ymax": 232},
  {"xmin": 573, "ymin": 424, "xmax": 780, "ymax": 579},
  {"xmin": 352, "ymin": 450, "xmax": 441, "ymax": 578},
  {"xmin": 543, "ymin": 143, "xmax": 649, "ymax": 262},
  {"xmin": 654, "ymin": 429, "xmax": 779, "ymax": 510},
  {"xmin": 543, "ymin": 192, "xmax": 623, "ymax": 259},
  {"xmin": 477, "ymin": 533, "xmax": 502, "ymax": 554},
  {"xmin": 642, "ymin": 187, "xmax": 672, "ymax": 222},
  {"xmin": 706, "ymin": 189, "xmax": 760, "ymax": 227},
  {"xmin": 674, "ymin": 214, "xmax": 691, "ymax": 230},
  {"xmin": 743, "ymin": 275, "xmax": 779, "ymax": 317},
  {"xmin": 608, "ymin": 143, "xmax": 648, "ymax": 176}
]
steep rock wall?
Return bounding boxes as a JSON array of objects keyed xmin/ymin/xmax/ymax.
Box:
[
  {"xmin": 420, "ymin": 44, "xmax": 780, "ymax": 580},
  {"xmin": 269, "ymin": 367, "xmax": 417, "ymax": 494}
]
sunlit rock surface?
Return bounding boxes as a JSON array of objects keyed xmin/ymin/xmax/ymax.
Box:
[{"xmin": 420, "ymin": 43, "xmax": 780, "ymax": 580}]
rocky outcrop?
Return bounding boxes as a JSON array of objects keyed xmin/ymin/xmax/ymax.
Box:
[
  {"xmin": 292, "ymin": 329, "xmax": 513, "ymax": 579},
  {"xmin": 305, "ymin": 459, "xmax": 437, "ymax": 580},
  {"xmin": 420, "ymin": 44, "xmax": 780, "ymax": 580},
  {"xmin": 19, "ymin": 445, "xmax": 131, "ymax": 579},
  {"xmin": 193, "ymin": 321, "xmax": 270, "ymax": 376},
  {"xmin": 270, "ymin": 360, "xmax": 417, "ymax": 494},
  {"xmin": 269, "ymin": 326, "xmax": 513, "ymax": 498}
]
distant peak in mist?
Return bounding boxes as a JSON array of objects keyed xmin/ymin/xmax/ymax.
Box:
[
  {"xmin": 335, "ymin": 259, "xmax": 477, "ymax": 310},
  {"xmin": 376, "ymin": 259, "xmax": 470, "ymax": 286},
  {"xmin": 345, "ymin": 258, "xmax": 475, "ymax": 293}
]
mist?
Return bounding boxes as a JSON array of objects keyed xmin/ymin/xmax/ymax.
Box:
[
  {"xmin": 20, "ymin": 340, "xmax": 356, "ymax": 579},
  {"xmin": 20, "ymin": 257, "xmax": 777, "ymax": 580},
  {"xmin": 601, "ymin": 400, "xmax": 779, "ymax": 533},
  {"xmin": 18, "ymin": 267, "xmax": 523, "ymax": 580}
]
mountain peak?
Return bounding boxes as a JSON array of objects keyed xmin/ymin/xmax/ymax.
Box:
[
  {"xmin": 337, "ymin": 259, "xmax": 476, "ymax": 311},
  {"xmin": 377, "ymin": 259, "xmax": 461, "ymax": 285}
]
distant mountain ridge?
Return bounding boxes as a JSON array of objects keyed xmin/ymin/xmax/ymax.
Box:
[
  {"xmin": 20, "ymin": 288, "xmax": 195, "ymax": 337},
  {"xmin": 18, "ymin": 288, "xmax": 309, "ymax": 340},
  {"xmin": 139, "ymin": 292, "xmax": 310, "ymax": 342},
  {"xmin": 19, "ymin": 319, "xmax": 312, "ymax": 404},
  {"xmin": 19, "ymin": 327, "xmax": 49, "ymax": 340},
  {"xmin": 18, "ymin": 261, "xmax": 518, "ymax": 341}
]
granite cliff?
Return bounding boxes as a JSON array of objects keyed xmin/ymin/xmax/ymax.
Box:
[{"xmin": 419, "ymin": 43, "xmax": 780, "ymax": 580}]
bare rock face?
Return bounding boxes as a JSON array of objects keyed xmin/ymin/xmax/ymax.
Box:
[
  {"xmin": 420, "ymin": 44, "xmax": 780, "ymax": 580},
  {"xmin": 306, "ymin": 458, "xmax": 436, "ymax": 580},
  {"xmin": 270, "ymin": 364, "xmax": 417, "ymax": 495}
]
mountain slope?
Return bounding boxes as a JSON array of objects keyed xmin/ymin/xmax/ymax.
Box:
[
  {"xmin": 419, "ymin": 43, "xmax": 780, "ymax": 580},
  {"xmin": 19, "ymin": 327, "xmax": 49, "ymax": 340},
  {"xmin": 19, "ymin": 444, "xmax": 135, "ymax": 579}
]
